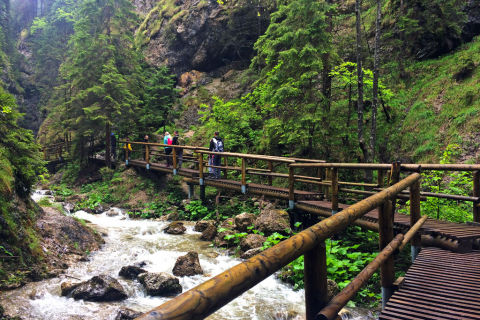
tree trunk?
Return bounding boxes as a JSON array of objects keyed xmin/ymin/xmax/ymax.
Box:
[
  {"xmin": 106, "ymin": 122, "xmax": 111, "ymax": 168},
  {"xmin": 355, "ymin": 0, "xmax": 368, "ymax": 164},
  {"xmin": 371, "ymin": 0, "xmax": 381, "ymax": 162}
]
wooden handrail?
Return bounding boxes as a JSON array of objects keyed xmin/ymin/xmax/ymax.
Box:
[{"xmin": 136, "ymin": 173, "xmax": 421, "ymax": 320}]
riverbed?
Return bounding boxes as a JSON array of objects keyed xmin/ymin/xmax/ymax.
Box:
[{"xmin": 0, "ymin": 191, "xmax": 376, "ymax": 319}]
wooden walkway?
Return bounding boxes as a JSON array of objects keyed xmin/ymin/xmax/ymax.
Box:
[
  {"xmin": 380, "ymin": 247, "xmax": 480, "ymax": 320},
  {"xmin": 129, "ymin": 158, "xmax": 480, "ymax": 252}
]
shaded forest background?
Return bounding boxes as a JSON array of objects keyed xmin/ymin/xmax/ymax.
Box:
[{"xmin": 1, "ymin": 0, "xmax": 480, "ymax": 291}]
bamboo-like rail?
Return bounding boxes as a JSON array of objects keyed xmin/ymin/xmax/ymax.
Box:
[{"xmin": 135, "ymin": 174, "xmax": 421, "ymax": 320}]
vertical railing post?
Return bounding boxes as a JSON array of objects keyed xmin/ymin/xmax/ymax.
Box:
[
  {"xmin": 304, "ymin": 240, "xmax": 328, "ymax": 320},
  {"xmin": 331, "ymin": 167, "xmax": 339, "ymax": 215},
  {"xmin": 318, "ymin": 167, "xmax": 323, "ymax": 198},
  {"xmin": 378, "ymin": 169, "xmax": 384, "ymax": 187},
  {"xmin": 43, "ymin": 147, "xmax": 47, "ymax": 160},
  {"xmin": 474, "ymin": 171, "xmax": 480, "ymax": 223},
  {"xmin": 223, "ymin": 156, "xmax": 228, "ymax": 179},
  {"xmin": 268, "ymin": 161, "xmax": 273, "ymax": 186},
  {"xmin": 172, "ymin": 147, "xmax": 177, "ymax": 175},
  {"xmin": 289, "ymin": 165, "xmax": 295, "ymax": 209},
  {"xmin": 378, "ymin": 199, "xmax": 394, "ymax": 309},
  {"xmin": 145, "ymin": 144, "xmax": 150, "ymax": 170},
  {"xmin": 198, "ymin": 152, "xmax": 205, "ymax": 201},
  {"xmin": 326, "ymin": 168, "xmax": 331, "ymax": 201},
  {"xmin": 389, "ymin": 161, "xmax": 401, "ymax": 221},
  {"xmin": 125, "ymin": 147, "xmax": 129, "ymax": 166},
  {"xmin": 409, "ymin": 179, "xmax": 421, "ymax": 261},
  {"xmin": 241, "ymin": 157, "xmax": 247, "ymax": 194}
]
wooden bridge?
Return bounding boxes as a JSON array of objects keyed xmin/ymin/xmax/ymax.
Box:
[{"xmin": 48, "ymin": 138, "xmax": 480, "ymax": 319}]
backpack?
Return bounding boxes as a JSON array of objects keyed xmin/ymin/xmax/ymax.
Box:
[{"xmin": 213, "ymin": 138, "xmax": 224, "ymax": 152}]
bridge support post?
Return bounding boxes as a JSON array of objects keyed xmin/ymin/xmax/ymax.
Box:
[
  {"xmin": 188, "ymin": 184, "xmax": 195, "ymax": 199},
  {"xmin": 474, "ymin": 171, "xmax": 480, "ymax": 223},
  {"xmin": 304, "ymin": 240, "xmax": 328, "ymax": 320},
  {"xmin": 172, "ymin": 148, "xmax": 177, "ymax": 175},
  {"xmin": 379, "ymin": 199, "xmax": 394, "ymax": 309},
  {"xmin": 289, "ymin": 166, "xmax": 295, "ymax": 209},
  {"xmin": 200, "ymin": 185, "xmax": 206, "ymax": 202},
  {"xmin": 409, "ymin": 179, "xmax": 421, "ymax": 261},
  {"xmin": 241, "ymin": 158, "xmax": 247, "ymax": 194}
]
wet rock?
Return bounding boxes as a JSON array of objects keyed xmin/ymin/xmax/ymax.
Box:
[
  {"xmin": 64, "ymin": 202, "xmax": 75, "ymax": 213},
  {"xmin": 239, "ymin": 234, "xmax": 266, "ymax": 252},
  {"xmin": 213, "ymin": 218, "xmax": 237, "ymax": 246},
  {"xmin": 67, "ymin": 275, "xmax": 128, "ymax": 302},
  {"xmin": 54, "ymin": 195, "xmax": 64, "ymax": 202},
  {"xmin": 114, "ymin": 307, "xmax": 143, "ymax": 320},
  {"xmin": 165, "ymin": 210, "xmax": 180, "ymax": 221},
  {"xmin": 327, "ymin": 279, "xmax": 340, "ymax": 301},
  {"xmin": 254, "ymin": 209, "xmax": 291, "ymax": 236},
  {"xmin": 60, "ymin": 281, "xmax": 81, "ymax": 296},
  {"xmin": 138, "ymin": 272, "xmax": 182, "ymax": 296},
  {"xmin": 234, "ymin": 212, "xmax": 256, "ymax": 232},
  {"xmin": 172, "ymin": 251, "xmax": 203, "ymax": 276},
  {"xmin": 194, "ymin": 220, "xmax": 215, "ymax": 232},
  {"xmin": 164, "ymin": 221, "xmax": 186, "ymax": 235},
  {"xmin": 106, "ymin": 208, "xmax": 120, "ymax": 216},
  {"xmin": 94, "ymin": 204, "xmax": 105, "ymax": 214},
  {"xmin": 119, "ymin": 265, "xmax": 147, "ymax": 280},
  {"xmin": 200, "ymin": 223, "xmax": 217, "ymax": 241},
  {"xmin": 240, "ymin": 247, "xmax": 263, "ymax": 259}
]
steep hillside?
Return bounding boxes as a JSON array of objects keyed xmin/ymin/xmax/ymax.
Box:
[{"xmin": 391, "ymin": 37, "xmax": 480, "ymax": 162}]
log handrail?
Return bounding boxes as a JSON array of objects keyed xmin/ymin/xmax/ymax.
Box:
[{"xmin": 136, "ymin": 173, "xmax": 421, "ymax": 320}]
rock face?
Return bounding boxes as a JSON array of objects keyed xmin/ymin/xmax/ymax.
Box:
[
  {"xmin": 164, "ymin": 221, "xmax": 187, "ymax": 234},
  {"xmin": 63, "ymin": 275, "xmax": 128, "ymax": 302},
  {"xmin": 234, "ymin": 212, "xmax": 256, "ymax": 232},
  {"xmin": 138, "ymin": 272, "xmax": 182, "ymax": 296},
  {"xmin": 172, "ymin": 251, "xmax": 203, "ymax": 276},
  {"xmin": 119, "ymin": 265, "xmax": 147, "ymax": 280},
  {"xmin": 254, "ymin": 209, "xmax": 291, "ymax": 236},
  {"xmin": 137, "ymin": 0, "xmax": 269, "ymax": 75},
  {"xmin": 239, "ymin": 234, "xmax": 265, "ymax": 252}
]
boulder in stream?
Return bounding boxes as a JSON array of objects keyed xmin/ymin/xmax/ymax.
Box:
[
  {"xmin": 60, "ymin": 281, "xmax": 81, "ymax": 296},
  {"xmin": 240, "ymin": 247, "xmax": 263, "ymax": 259},
  {"xmin": 138, "ymin": 272, "xmax": 182, "ymax": 296},
  {"xmin": 254, "ymin": 209, "xmax": 291, "ymax": 236},
  {"xmin": 200, "ymin": 223, "xmax": 217, "ymax": 241},
  {"xmin": 114, "ymin": 307, "xmax": 143, "ymax": 320},
  {"xmin": 194, "ymin": 220, "xmax": 215, "ymax": 232},
  {"xmin": 234, "ymin": 212, "xmax": 256, "ymax": 232},
  {"xmin": 164, "ymin": 221, "xmax": 186, "ymax": 235},
  {"xmin": 119, "ymin": 265, "xmax": 147, "ymax": 280},
  {"xmin": 239, "ymin": 234, "xmax": 266, "ymax": 252},
  {"xmin": 172, "ymin": 251, "xmax": 203, "ymax": 276},
  {"xmin": 65, "ymin": 275, "xmax": 128, "ymax": 302}
]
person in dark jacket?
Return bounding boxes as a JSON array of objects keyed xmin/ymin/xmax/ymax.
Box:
[
  {"xmin": 209, "ymin": 131, "xmax": 224, "ymax": 179},
  {"xmin": 172, "ymin": 131, "xmax": 183, "ymax": 168}
]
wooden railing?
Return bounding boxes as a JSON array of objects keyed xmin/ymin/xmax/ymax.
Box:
[
  {"xmin": 119, "ymin": 141, "xmax": 480, "ymax": 223},
  {"xmin": 136, "ymin": 174, "xmax": 423, "ymax": 320},
  {"xmin": 290, "ymin": 162, "xmax": 480, "ymax": 222}
]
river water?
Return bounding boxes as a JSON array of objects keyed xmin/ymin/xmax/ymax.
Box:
[{"xmin": 0, "ymin": 191, "xmax": 376, "ymax": 320}]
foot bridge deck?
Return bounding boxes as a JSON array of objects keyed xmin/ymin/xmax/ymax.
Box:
[
  {"xmin": 380, "ymin": 247, "xmax": 480, "ymax": 320},
  {"xmin": 128, "ymin": 159, "xmax": 480, "ymax": 252},
  {"xmin": 297, "ymin": 200, "xmax": 480, "ymax": 252}
]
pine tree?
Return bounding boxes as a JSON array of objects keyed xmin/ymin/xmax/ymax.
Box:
[{"xmin": 57, "ymin": 0, "xmax": 142, "ymax": 164}]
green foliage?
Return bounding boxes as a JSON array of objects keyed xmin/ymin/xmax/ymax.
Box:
[
  {"xmin": 141, "ymin": 67, "xmax": 179, "ymax": 133},
  {"xmin": 263, "ymin": 227, "xmax": 380, "ymax": 306},
  {"xmin": 184, "ymin": 200, "xmax": 214, "ymax": 220},
  {"xmin": 0, "ymin": 87, "xmax": 45, "ymax": 199},
  {"xmin": 385, "ymin": 0, "xmax": 467, "ymax": 59},
  {"xmin": 419, "ymin": 144, "xmax": 472, "ymax": 222}
]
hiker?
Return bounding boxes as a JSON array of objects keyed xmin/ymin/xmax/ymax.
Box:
[
  {"xmin": 111, "ymin": 132, "xmax": 117, "ymax": 160},
  {"xmin": 172, "ymin": 130, "xmax": 183, "ymax": 168},
  {"xmin": 164, "ymin": 131, "xmax": 173, "ymax": 166},
  {"xmin": 209, "ymin": 131, "xmax": 224, "ymax": 179},
  {"xmin": 143, "ymin": 134, "xmax": 149, "ymax": 160},
  {"xmin": 122, "ymin": 137, "xmax": 132, "ymax": 161}
]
